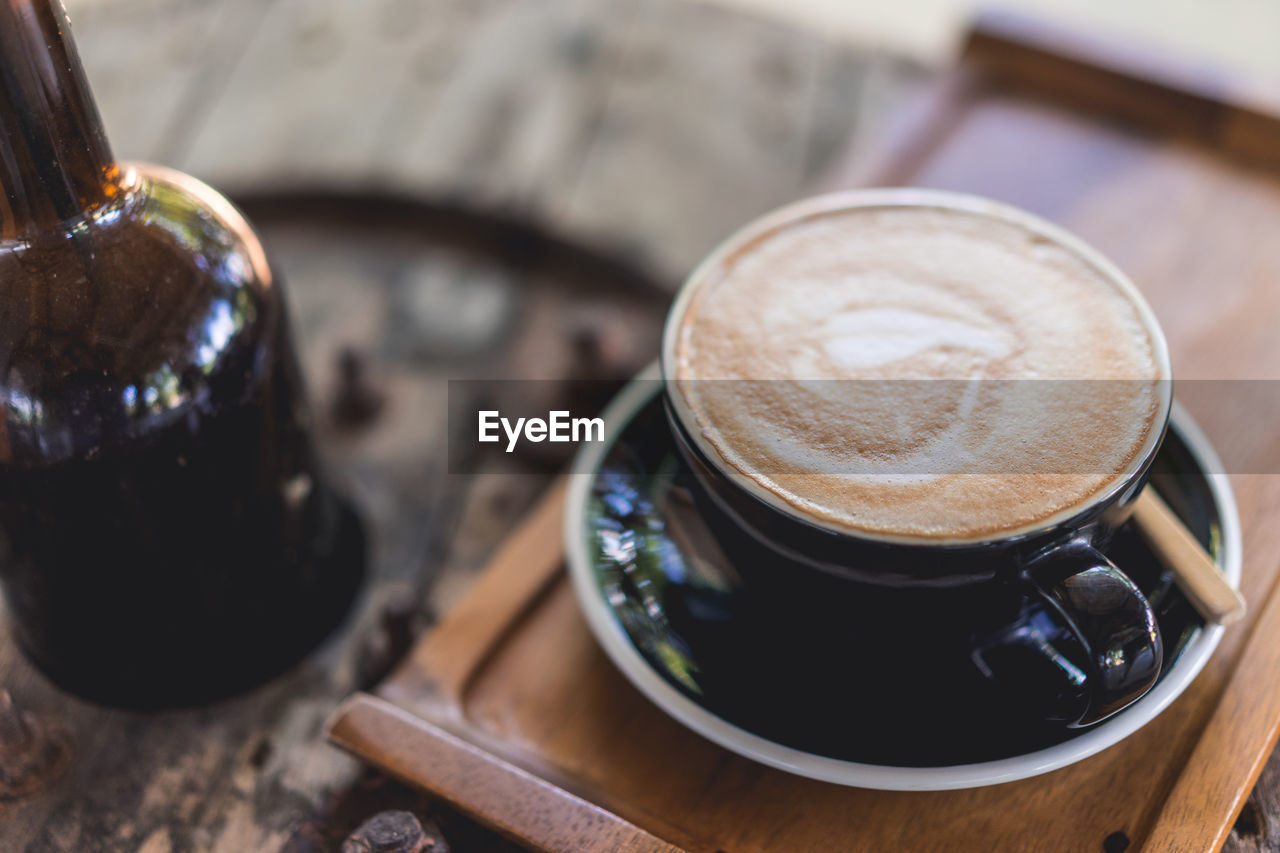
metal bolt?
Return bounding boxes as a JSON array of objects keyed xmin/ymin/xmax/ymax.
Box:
[
  {"xmin": 331, "ymin": 347, "xmax": 385, "ymax": 430},
  {"xmin": 342, "ymin": 810, "xmax": 443, "ymax": 853}
]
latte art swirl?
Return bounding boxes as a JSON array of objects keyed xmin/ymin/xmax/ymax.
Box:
[{"xmin": 671, "ymin": 202, "xmax": 1165, "ymax": 541}]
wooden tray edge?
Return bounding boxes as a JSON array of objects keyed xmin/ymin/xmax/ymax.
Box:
[
  {"xmin": 326, "ymin": 692, "xmax": 689, "ymax": 853},
  {"xmin": 827, "ymin": 9, "xmax": 1280, "ymax": 190},
  {"xmin": 1142, "ymin": 566, "xmax": 1280, "ymax": 850}
]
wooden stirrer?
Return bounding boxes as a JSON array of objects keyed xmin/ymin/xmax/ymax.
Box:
[{"xmin": 1131, "ymin": 489, "xmax": 1245, "ymax": 625}]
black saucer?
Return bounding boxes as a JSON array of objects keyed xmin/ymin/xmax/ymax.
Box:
[{"xmin": 577, "ymin": 382, "xmax": 1227, "ymax": 768}]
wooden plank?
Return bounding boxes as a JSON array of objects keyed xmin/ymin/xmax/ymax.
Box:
[
  {"xmin": 176, "ymin": 0, "xmax": 923, "ymax": 286},
  {"xmin": 385, "ymin": 478, "xmax": 568, "ymax": 707},
  {"xmin": 1226, "ymin": 747, "xmax": 1280, "ymax": 852},
  {"xmin": 962, "ymin": 9, "xmax": 1280, "ymax": 170},
  {"xmin": 368, "ymin": 0, "xmax": 624, "ymax": 212},
  {"xmin": 66, "ymin": 0, "xmax": 276, "ymax": 163},
  {"xmin": 1147, "ymin": 544, "xmax": 1280, "ymax": 851},
  {"xmin": 330, "ymin": 695, "xmax": 691, "ymax": 853},
  {"xmin": 549, "ymin": 0, "xmax": 926, "ymax": 281},
  {"xmin": 179, "ymin": 0, "xmax": 463, "ymax": 185}
]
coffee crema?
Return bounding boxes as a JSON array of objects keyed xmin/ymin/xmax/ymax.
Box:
[{"xmin": 670, "ymin": 200, "xmax": 1166, "ymax": 542}]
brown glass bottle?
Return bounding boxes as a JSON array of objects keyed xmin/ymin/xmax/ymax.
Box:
[{"xmin": 0, "ymin": 1, "xmax": 363, "ymax": 708}]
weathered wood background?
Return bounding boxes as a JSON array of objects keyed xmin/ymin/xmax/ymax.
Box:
[
  {"xmin": 0, "ymin": 0, "xmax": 922, "ymax": 850},
  {"xmin": 71, "ymin": 0, "xmax": 921, "ymax": 285},
  {"xmin": 0, "ymin": 0, "xmax": 1274, "ymax": 850}
]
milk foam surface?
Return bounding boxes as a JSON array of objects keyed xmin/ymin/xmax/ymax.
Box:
[{"xmin": 672, "ymin": 204, "xmax": 1164, "ymax": 541}]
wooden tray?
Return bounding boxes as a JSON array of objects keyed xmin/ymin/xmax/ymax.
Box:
[{"xmin": 328, "ymin": 12, "xmax": 1280, "ymax": 852}]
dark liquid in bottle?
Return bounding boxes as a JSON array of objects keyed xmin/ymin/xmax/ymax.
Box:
[
  {"xmin": 0, "ymin": 2, "xmax": 363, "ymax": 708},
  {"xmin": 0, "ymin": 286, "xmax": 363, "ymax": 708},
  {"xmin": 0, "ymin": 169, "xmax": 367, "ymax": 709}
]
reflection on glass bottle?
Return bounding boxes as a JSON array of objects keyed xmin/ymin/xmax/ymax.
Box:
[{"xmin": 0, "ymin": 0, "xmax": 364, "ymax": 708}]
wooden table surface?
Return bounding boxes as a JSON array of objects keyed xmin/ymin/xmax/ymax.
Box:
[{"xmin": 0, "ymin": 0, "xmax": 1275, "ymax": 850}]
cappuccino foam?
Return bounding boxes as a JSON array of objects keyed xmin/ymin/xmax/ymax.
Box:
[{"xmin": 671, "ymin": 203, "xmax": 1164, "ymax": 541}]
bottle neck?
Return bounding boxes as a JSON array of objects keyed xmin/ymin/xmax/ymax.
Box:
[{"xmin": 0, "ymin": 0, "xmax": 117, "ymax": 242}]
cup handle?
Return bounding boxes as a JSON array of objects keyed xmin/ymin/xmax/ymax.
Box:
[{"xmin": 1023, "ymin": 539, "xmax": 1163, "ymax": 727}]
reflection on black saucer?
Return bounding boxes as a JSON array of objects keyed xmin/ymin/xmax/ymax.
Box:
[{"xmin": 585, "ymin": 395, "xmax": 1215, "ymax": 767}]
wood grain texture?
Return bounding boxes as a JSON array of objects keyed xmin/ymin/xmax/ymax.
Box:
[
  {"xmin": 160, "ymin": 0, "xmax": 919, "ymax": 283},
  {"xmin": 332, "ymin": 468, "xmax": 1252, "ymax": 853},
  {"xmin": 961, "ymin": 10, "xmax": 1280, "ymax": 171},
  {"xmin": 330, "ymin": 696, "xmax": 687, "ymax": 853},
  {"xmin": 69, "ymin": 0, "xmax": 278, "ymax": 164},
  {"xmin": 327, "ymin": 11, "xmax": 1280, "ymax": 853},
  {"xmin": 1146, "ymin": 572, "xmax": 1280, "ymax": 851},
  {"xmin": 388, "ymin": 477, "xmax": 571, "ymax": 707}
]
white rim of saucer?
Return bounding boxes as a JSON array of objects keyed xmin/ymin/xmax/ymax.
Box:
[{"xmin": 564, "ymin": 362, "xmax": 1241, "ymax": 791}]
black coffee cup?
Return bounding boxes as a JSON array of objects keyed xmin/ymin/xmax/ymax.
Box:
[{"xmin": 660, "ymin": 190, "xmax": 1172, "ymax": 728}]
